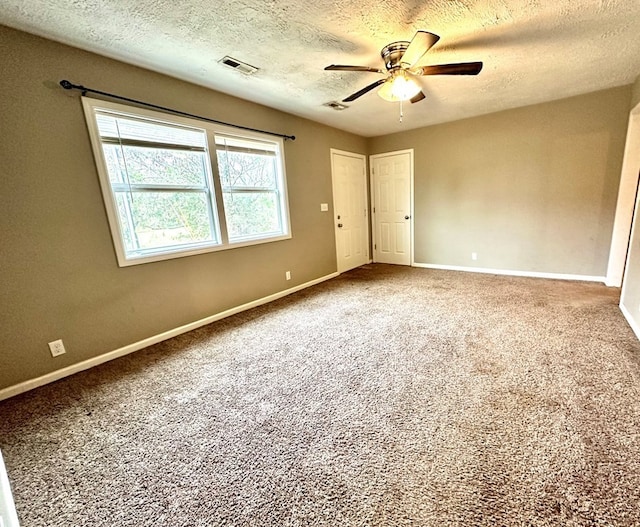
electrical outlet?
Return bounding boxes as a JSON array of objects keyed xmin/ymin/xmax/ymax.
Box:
[
  {"xmin": 48, "ymin": 339, "xmax": 66, "ymax": 357},
  {"xmin": 471, "ymin": 252, "xmax": 478, "ymax": 261},
  {"xmin": 285, "ymin": 271, "xmax": 291, "ymax": 280}
]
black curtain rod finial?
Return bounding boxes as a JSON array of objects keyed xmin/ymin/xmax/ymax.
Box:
[
  {"xmin": 60, "ymin": 79, "xmax": 76, "ymax": 90},
  {"xmin": 58, "ymin": 79, "xmax": 296, "ymax": 141}
]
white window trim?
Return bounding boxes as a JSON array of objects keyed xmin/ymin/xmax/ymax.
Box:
[{"xmin": 82, "ymin": 97, "xmax": 291, "ymax": 267}]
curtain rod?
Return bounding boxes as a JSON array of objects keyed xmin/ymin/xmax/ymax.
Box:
[{"xmin": 59, "ymin": 80, "xmax": 296, "ymax": 141}]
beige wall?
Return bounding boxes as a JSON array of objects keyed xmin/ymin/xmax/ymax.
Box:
[
  {"xmin": 0, "ymin": 26, "xmax": 366, "ymax": 390},
  {"xmin": 369, "ymin": 87, "xmax": 631, "ymax": 276}
]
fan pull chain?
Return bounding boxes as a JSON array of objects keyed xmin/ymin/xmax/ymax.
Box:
[{"xmin": 399, "ymin": 99, "xmax": 404, "ymax": 123}]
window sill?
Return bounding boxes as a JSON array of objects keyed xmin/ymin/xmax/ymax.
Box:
[{"xmin": 117, "ymin": 233, "xmax": 292, "ymax": 267}]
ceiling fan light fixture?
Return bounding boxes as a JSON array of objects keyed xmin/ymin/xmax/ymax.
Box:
[
  {"xmin": 378, "ymin": 71, "xmax": 421, "ymax": 102},
  {"xmin": 325, "ymin": 30, "xmax": 482, "ymax": 105}
]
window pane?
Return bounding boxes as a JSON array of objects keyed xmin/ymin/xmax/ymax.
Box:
[
  {"xmin": 96, "ymin": 113, "xmax": 206, "ymax": 148},
  {"xmin": 217, "ymin": 150, "xmax": 277, "ymax": 189},
  {"xmin": 115, "ymin": 191, "xmax": 216, "ymax": 253},
  {"xmin": 103, "ymin": 144, "xmax": 208, "ymax": 186},
  {"xmin": 223, "ymin": 192, "xmax": 281, "ymax": 240}
]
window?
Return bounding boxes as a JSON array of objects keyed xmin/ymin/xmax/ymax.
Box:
[
  {"xmin": 216, "ymin": 135, "xmax": 286, "ymax": 242},
  {"xmin": 82, "ymin": 98, "xmax": 290, "ymax": 266}
]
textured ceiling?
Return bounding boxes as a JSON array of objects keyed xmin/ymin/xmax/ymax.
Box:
[{"xmin": 1, "ymin": 0, "xmax": 639, "ymax": 137}]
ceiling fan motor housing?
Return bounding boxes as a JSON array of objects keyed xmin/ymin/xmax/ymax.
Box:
[{"xmin": 381, "ymin": 41, "xmax": 410, "ymax": 71}]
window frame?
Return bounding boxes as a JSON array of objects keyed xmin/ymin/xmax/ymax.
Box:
[
  {"xmin": 82, "ymin": 97, "xmax": 291, "ymax": 267},
  {"xmin": 215, "ymin": 134, "xmax": 287, "ymax": 243}
]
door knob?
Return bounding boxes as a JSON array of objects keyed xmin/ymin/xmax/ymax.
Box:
[
  {"xmin": 338, "ymin": 223, "xmax": 343, "ymax": 228},
  {"xmin": 404, "ymin": 215, "xmax": 411, "ymax": 220}
]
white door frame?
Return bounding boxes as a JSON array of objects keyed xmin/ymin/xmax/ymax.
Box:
[
  {"xmin": 607, "ymin": 102, "xmax": 640, "ymax": 287},
  {"xmin": 369, "ymin": 149, "xmax": 415, "ymax": 266},
  {"xmin": 330, "ymin": 148, "xmax": 369, "ymax": 273}
]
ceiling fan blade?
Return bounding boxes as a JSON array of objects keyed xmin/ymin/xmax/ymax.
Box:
[
  {"xmin": 343, "ymin": 79, "xmax": 387, "ymax": 102},
  {"xmin": 325, "ymin": 64, "xmax": 384, "ymax": 73},
  {"xmin": 400, "ymin": 31, "xmax": 440, "ymax": 67},
  {"xmin": 410, "ymin": 91, "xmax": 426, "ymax": 104},
  {"xmin": 413, "ymin": 62, "xmax": 483, "ymax": 76}
]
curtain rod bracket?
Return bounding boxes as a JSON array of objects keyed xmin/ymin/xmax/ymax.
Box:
[{"xmin": 58, "ymin": 79, "xmax": 296, "ymax": 141}]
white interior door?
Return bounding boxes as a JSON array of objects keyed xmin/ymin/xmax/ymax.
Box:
[
  {"xmin": 331, "ymin": 149, "xmax": 369, "ymax": 273},
  {"xmin": 371, "ymin": 150, "xmax": 413, "ymax": 265}
]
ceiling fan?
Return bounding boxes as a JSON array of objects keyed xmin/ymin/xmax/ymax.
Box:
[{"xmin": 325, "ymin": 30, "xmax": 483, "ymax": 104}]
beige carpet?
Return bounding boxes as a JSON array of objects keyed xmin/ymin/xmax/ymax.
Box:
[{"xmin": 1, "ymin": 264, "xmax": 640, "ymax": 526}]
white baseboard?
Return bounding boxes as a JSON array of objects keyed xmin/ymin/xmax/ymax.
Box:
[
  {"xmin": 0, "ymin": 272, "xmax": 339, "ymax": 402},
  {"xmin": 412, "ymin": 262, "xmax": 606, "ymax": 283},
  {"xmin": 620, "ymin": 302, "xmax": 640, "ymax": 340}
]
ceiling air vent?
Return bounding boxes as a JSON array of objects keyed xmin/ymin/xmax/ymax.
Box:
[
  {"xmin": 219, "ymin": 56, "xmax": 258, "ymax": 75},
  {"xmin": 323, "ymin": 101, "xmax": 348, "ymax": 111}
]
